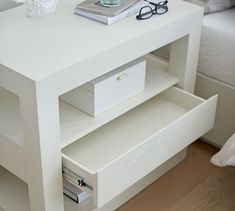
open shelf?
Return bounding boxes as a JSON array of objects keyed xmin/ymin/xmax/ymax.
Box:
[
  {"xmin": 0, "ymin": 166, "xmax": 94, "ymax": 211},
  {"xmin": 60, "ymin": 54, "xmax": 176, "ymax": 148},
  {"xmin": 0, "ymin": 88, "xmax": 23, "ymax": 146},
  {"xmin": 0, "ymin": 165, "xmax": 30, "ymax": 211},
  {"xmin": 0, "ymin": 55, "xmax": 175, "ymax": 148}
]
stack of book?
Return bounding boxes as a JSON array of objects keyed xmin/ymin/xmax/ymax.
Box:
[
  {"xmin": 63, "ymin": 179, "xmax": 89, "ymax": 203},
  {"xmin": 74, "ymin": 0, "xmax": 148, "ymax": 25}
]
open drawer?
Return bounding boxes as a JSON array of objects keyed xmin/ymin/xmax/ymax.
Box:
[{"xmin": 61, "ymin": 87, "xmax": 217, "ymax": 208}]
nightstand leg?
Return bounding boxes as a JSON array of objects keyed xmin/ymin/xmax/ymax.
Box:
[
  {"xmin": 20, "ymin": 85, "xmax": 64, "ymax": 211},
  {"xmin": 169, "ymin": 17, "xmax": 203, "ymax": 93}
]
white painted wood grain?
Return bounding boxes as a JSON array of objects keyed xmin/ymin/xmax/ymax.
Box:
[{"xmin": 0, "ymin": 0, "xmax": 202, "ymax": 82}]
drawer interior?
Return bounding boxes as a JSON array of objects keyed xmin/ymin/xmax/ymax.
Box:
[{"xmin": 62, "ymin": 87, "xmax": 204, "ymax": 173}]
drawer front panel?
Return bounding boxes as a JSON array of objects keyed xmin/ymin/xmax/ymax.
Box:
[{"xmin": 96, "ymin": 93, "xmax": 217, "ymax": 207}]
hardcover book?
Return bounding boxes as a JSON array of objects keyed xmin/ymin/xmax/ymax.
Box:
[
  {"xmin": 75, "ymin": 0, "xmax": 148, "ymax": 25},
  {"xmin": 63, "ymin": 179, "xmax": 89, "ymax": 203},
  {"xmin": 76, "ymin": 0, "xmax": 141, "ymax": 16}
]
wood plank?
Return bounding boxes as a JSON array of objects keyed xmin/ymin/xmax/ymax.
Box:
[
  {"xmin": 169, "ymin": 167, "xmax": 235, "ymax": 211},
  {"xmin": 0, "ymin": 206, "xmax": 6, "ymax": 211}
]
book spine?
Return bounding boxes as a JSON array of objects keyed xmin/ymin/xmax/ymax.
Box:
[
  {"xmin": 63, "ymin": 187, "xmax": 79, "ymax": 203},
  {"xmin": 63, "ymin": 183, "xmax": 89, "ymax": 203},
  {"xmin": 75, "ymin": 11, "xmax": 108, "ymax": 24}
]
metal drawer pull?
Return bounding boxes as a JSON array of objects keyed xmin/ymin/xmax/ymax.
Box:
[{"xmin": 117, "ymin": 73, "xmax": 128, "ymax": 80}]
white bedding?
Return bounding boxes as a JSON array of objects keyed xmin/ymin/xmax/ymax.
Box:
[
  {"xmin": 198, "ymin": 8, "xmax": 235, "ymax": 87},
  {"xmin": 211, "ymin": 133, "xmax": 235, "ymax": 166}
]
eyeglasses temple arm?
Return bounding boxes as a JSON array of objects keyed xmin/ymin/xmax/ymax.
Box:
[{"xmin": 144, "ymin": 0, "xmax": 168, "ymax": 7}]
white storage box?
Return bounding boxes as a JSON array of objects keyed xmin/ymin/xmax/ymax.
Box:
[{"xmin": 61, "ymin": 58, "xmax": 146, "ymax": 116}]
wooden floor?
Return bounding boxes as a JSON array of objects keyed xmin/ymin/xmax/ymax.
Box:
[
  {"xmin": 117, "ymin": 140, "xmax": 235, "ymax": 211},
  {"xmin": 0, "ymin": 207, "xmax": 5, "ymax": 211}
]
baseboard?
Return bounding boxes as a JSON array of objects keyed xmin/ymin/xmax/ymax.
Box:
[{"xmin": 195, "ymin": 73, "xmax": 235, "ymax": 147}]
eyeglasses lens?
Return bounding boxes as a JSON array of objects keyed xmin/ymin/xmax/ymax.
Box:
[
  {"xmin": 156, "ymin": 6, "xmax": 167, "ymax": 14},
  {"xmin": 139, "ymin": 6, "xmax": 153, "ymax": 19},
  {"xmin": 156, "ymin": 1, "xmax": 168, "ymax": 14}
]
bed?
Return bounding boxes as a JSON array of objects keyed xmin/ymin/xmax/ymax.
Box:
[
  {"xmin": 155, "ymin": 5, "xmax": 235, "ymax": 148},
  {"xmin": 211, "ymin": 133, "xmax": 235, "ymax": 166},
  {"xmin": 195, "ymin": 7, "xmax": 235, "ymax": 147}
]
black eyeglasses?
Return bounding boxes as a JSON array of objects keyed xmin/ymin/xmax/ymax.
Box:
[{"xmin": 136, "ymin": 0, "xmax": 168, "ymax": 20}]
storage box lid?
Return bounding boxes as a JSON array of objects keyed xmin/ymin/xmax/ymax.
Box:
[{"xmin": 81, "ymin": 57, "xmax": 145, "ymax": 92}]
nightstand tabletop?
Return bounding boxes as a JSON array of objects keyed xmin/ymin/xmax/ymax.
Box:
[{"xmin": 0, "ymin": 0, "xmax": 201, "ymax": 82}]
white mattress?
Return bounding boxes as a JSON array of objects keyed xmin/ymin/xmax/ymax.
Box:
[{"xmin": 198, "ymin": 8, "xmax": 235, "ymax": 87}]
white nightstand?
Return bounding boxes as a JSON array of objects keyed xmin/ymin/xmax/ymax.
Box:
[{"xmin": 0, "ymin": 0, "xmax": 217, "ymax": 211}]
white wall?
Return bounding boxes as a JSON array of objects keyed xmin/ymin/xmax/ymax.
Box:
[{"xmin": 0, "ymin": 0, "xmax": 18, "ymax": 12}]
